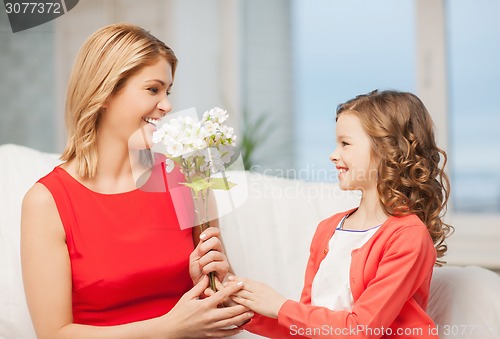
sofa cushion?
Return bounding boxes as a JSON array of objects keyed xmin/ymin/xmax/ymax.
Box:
[
  {"xmin": 3, "ymin": 143, "xmax": 500, "ymax": 339},
  {"xmin": 219, "ymin": 171, "xmax": 360, "ymax": 300},
  {"xmin": 0, "ymin": 144, "xmax": 60, "ymax": 339}
]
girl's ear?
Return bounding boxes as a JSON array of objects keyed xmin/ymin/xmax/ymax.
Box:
[{"xmin": 370, "ymin": 150, "xmax": 383, "ymax": 169}]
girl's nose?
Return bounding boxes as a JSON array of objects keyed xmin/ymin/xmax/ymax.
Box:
[{"xmin": 329, "ymin": 149, "xmax": 339, "ymax": 163}]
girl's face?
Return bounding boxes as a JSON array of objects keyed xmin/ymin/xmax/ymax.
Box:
[
  {"xmin": 100, "ymin": 57, "xmax": 173, "ymax": 149},
  {"xmin": 330, "ymin": 111, "xmax": 380, "ymax": 192}
]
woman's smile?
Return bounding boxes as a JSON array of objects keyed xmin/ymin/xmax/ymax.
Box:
[{"xmin": 142, "ymin": 117, "xmax": 161, "ymax": 126}]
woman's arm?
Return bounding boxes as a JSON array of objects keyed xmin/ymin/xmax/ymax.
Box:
[
  {"xmin": 190, "ymin": 226, "xmax": 230, "ymax": 286},
  {"xmin": 21, "ymin": 183, "xmax": 251, "ymax": 339}
]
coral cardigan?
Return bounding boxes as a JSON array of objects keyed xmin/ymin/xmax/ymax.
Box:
[{"xmin": 244, "ymin": 209, "xmax": 438, "ymax": 339}]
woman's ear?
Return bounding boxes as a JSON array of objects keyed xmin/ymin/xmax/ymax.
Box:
[{"xmin": 101, "ymin": 93, "xmax": 113, "ymax": 109}]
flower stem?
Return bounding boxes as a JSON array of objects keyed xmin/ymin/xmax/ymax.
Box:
[
  {"xmin": 181, "ymin": 159, "xmax": 218, "ymax": 291},
  {"xmin": 200, "ymin": 221, "xmax": 218, "ymax": 292},
  {"xmin": 197, "ymin": 188, "xmax": 217, "ymax": 292}
]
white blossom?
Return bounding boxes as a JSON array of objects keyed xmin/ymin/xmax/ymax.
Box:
[
  {"xmin": 152, "ymin": 128, "xmax": 165, "ymax": 144},
  {"xmin": 167, "ymin": 142, "xmax": 184, "ymax": 158},
  {"xmin": 203, "ymin": 120, "xmax": 219, "ymax": 136},
  {"xmin": 152, "ymin": 107, "xmax": 237, "ymax": 177}
]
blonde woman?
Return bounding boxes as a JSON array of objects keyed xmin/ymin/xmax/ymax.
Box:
[{"xmin": 21, "ymin": 23, "xmax": 252, "ymax": 338}]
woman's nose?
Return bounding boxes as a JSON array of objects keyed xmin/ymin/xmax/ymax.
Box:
[{"xmin": 158, "ymin": 93, "xmax": 172, "ymax": 113}]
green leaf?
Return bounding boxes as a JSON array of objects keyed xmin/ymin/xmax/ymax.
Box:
[
  {"xmin": 210, "ymin": 178, "xmax": 237, "ymax": 190},
  {"xmin": 181, "ymin": 179, "xmax": 213, "ymax": 194}
]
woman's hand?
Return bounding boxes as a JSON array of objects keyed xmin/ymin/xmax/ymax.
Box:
[
  {"xmin": 225, "ymin": 276, "xmax": 287, "ymax": 319},
  {"xmin": 162, "ymin": 276, "xmax": 254, "ymax": 338},
  {"xmin": 189, "ymin": 227, "xmax": 229, "ymax": 285}
]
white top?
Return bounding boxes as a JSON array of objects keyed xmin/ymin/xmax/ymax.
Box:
[{"xmin": 311, "ymin": 216, "xmax": 380, "ymax": 311}]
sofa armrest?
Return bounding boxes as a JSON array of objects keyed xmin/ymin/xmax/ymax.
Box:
[{"xmin": 0, "ymin": 144, "xmax": 60, "ymax": 339}]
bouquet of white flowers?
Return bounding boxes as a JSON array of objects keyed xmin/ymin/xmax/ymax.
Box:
[{"xmin": 152, "ymin": 107, "xmax": 238, "ymax": 290}]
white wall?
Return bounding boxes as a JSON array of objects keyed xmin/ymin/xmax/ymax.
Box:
[
  {"xmin": 415, "ymin": 0, "xmax": 500, "ymax": 269},
  {"xmin": 3, "ymin": 0, "xmax": 496, "ymax": 268},
  {"xmin": 0, "ymin": 11, "xmax": 56, "ymax": 152},
  {"xmin": 241, "ymin": 0, "xmax": 294, "ymax": 171},
  {"xmin": 1, "ymin": 0, "xmax": 295, "ymax": 170}
]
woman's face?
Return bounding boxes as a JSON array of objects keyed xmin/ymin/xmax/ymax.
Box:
[
  {"xmin": 329, "ymin": 111, "xmax": 379, "ymax": 192},
  {"xmin": 100, "ymin": 57, "xmax": 173, "ymax": 149}
]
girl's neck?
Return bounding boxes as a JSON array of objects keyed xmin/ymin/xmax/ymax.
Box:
[{"xmin": 344, "ymin": 188, "xmax": 389, "ymax": 231}]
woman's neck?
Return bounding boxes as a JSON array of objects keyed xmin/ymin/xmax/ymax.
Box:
[{"xmin": 89, "ymin": 134, "xmax": 139, "ymax": 193}]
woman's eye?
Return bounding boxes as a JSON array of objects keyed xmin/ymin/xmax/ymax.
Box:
[
  {"xmin": 166, "ymin": 90, "xmax": 172, "ymax": 96},
  {"xmin": 148, "ymin": 87, "xmax": 159, "ymax": 94},
  {"xmin": 342, "ymin": 141, "xmax": 350, "ymax": 147}
]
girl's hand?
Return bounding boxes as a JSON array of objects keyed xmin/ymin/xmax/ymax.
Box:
[
  {"xmin": 162, "ymin": 276, "xmax": 254, "ymax": 338},
  {"xmin": 189, "ymin": 227, "xmax": 229, "ymax": 285},
  {"xmin": 225, "ymin": 276, "xmax": 287, "ymax": 319}
]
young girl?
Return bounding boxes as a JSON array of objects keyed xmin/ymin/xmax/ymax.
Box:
[
  {"xmin": 21, "ymin": 23, "xmax": 252, "ymax": 338},
  {"xmin": 228, "ymin": 90, "xmax": 452, "ymax": 338}
]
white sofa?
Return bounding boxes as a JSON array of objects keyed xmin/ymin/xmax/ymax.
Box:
[{"xmin": 1, "ymin": 144, "xmax": 499, "ymax": 339}]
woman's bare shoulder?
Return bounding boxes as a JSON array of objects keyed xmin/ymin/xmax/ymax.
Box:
[
  {"xmin": 22, "ymin": 183, "xmax": 63, "ymax": 235},
  {"xmin": 23, "ymin": 182, "xmax": 55, "ymax": 209}
]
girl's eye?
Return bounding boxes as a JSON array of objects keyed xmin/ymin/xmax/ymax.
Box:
[
  {"xmin": 148, "ymin": 87, "xmax": 159, "ymax": 94},
  {"xmin": 166, "ymin": 90, "xmax": 172, "ymax": 96},
  {"xmin": 342, "ymin": 141, "xmax": 350, "ymax": 146}
]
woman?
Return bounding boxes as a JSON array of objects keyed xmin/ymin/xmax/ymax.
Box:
[{"xmin": 21, "ymin": 23, "xmax": 252, "ymax": 338}]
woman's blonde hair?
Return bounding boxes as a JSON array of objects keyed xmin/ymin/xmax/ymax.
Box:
[
  {"xmin": 337, "ymin": 90, "xmax": 453, "ymax": 263},
  {"xmin": 60, "ymin": 23, "xmax": 177, "ymax": 178}
]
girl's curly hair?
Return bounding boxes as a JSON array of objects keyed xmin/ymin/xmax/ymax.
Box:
[{"xmin": 337, "ymin": 90, "xmax": 453, "ymax": 264}]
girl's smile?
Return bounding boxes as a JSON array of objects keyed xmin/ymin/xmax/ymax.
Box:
[{"xmin": 330, "ymin": 112, "xmax": 379, "ymax": 192}]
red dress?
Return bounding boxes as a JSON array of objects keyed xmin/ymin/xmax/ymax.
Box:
[{"xmin": 38, "ymin": 162, "xmax": 194, "ymax": 326}]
